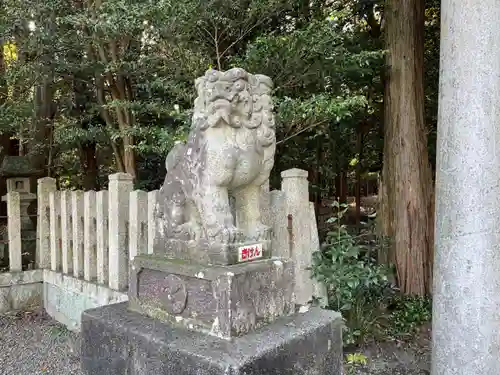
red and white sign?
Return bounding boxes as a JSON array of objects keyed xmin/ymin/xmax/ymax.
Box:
[{"xmin": 238, "ymin": 243, "xmax": 263, "ymax": 262}]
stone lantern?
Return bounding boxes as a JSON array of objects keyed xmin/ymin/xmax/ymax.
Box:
[{"xmin": 0, "ymin": 156, "xmax": 41, "ymax": 231}]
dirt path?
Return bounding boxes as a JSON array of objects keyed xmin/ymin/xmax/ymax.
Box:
[{"xmin": 345, "ymin": 323, "xmax": 431, "ymax": 375}]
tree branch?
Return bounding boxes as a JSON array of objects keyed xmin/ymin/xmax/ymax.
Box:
[{"xmin": 276, "ymin": 120, "xmax": 327, "ymax": 145}]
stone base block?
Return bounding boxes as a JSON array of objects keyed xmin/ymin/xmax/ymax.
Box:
[
  {"xmin": 129, "ymin": 255, "xmax": 295, "ymax": 339},
  {"xmin": 153, "ymin": 237, "xmax": 271, "ymax": 265},
  {"xmin": 81, "ymin": 302, "xmax": 343, "ymax": 375},
  {"xmin": 0, "ymin": 270, "xmax": 42, "ymax": 313},
  {"xmin": 43, "ymin": 269, "xmax": 128, "ymax": 331}
]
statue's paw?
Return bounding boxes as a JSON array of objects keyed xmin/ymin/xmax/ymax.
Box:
[
  {"xmin": 252, "ymin": 223, "xmax": 271, "ymax": 242},
  {"xmin": 172, "ymin": 222, "xmax": 199, "ymax": 241},
  {"xmin": 209, "ymin": 225, "xmax": 243, "ymax": 244},
  {"xmin": 221, "ymin": 225, "xmax": 245, "ymax": 244}
]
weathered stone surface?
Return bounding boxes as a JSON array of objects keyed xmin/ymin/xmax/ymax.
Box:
[
  {"xmin": 130, "ymin": 190, "xmax": 148, "ymax": 261},
  {"xmin": 147, "ymin": 190, "xmax": 159, "ymax": 254},
  {"xmin": 432, "ymin": 1, "xmax": 500, "ymax": 374},
  {"xmin": 60, "ymin": 190, "xmax": 73, "ymax": 275},
  {"xmin": 44, "ymin": 269, "xmax": 128, "ymax": 331},
  {"xmin": 49, "ymin": 191, "xmax": 62, "ymax": 272},
  {"xmin": 154, "ymin": 68, "xmax": 276, "ymax": 265},
  {"xmin": 71, "ymin": 190, "xmax": 84, "ymax": 278},
  {"xmin": 269, "ymin": 190, "xmax": 289, "ymax": 259},
  {"xmin": 0, "ymin": 270, "xmax": 43, "ymax": 313},
  {"xmin": 281, "ymin": 169, "xmax": 318, "ymax": 306},
  {"xmin": 6, "ymin": 192, "xmax": 22, "ymax": 271},
  {"xmin": 82, "ymin": 302, "xmax": 343, "ymax": 375},
  {"xmin": 36, "ymin": 177, "xmax": 57, "ymax": 269},
  {"xmin": 96, "ymin": 190, "xmax": 109, "ymax": 285},
  {"xmin": 108, "ymin": 173, "xmax": 133, "ymax": 291},
  {"xmin": 84, "ymin": 190, "xmax": 97, "ymax": 281},
  {"xmin": 128, "ymin": 255, "xmax": 294, "ymax": 339}
]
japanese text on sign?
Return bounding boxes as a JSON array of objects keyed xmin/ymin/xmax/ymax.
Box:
[{"xmin": 238, "ymin": 243, "xmax": 263, "ymax": 262}]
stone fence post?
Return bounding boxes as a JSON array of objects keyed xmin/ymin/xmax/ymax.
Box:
[
  {"xmin": 84, "ymin": 190, "xmax": 97, "ymax": 281},
  {"xmin": 49, "ymin": 191, "xmax": 62, "ymax": 272},
  {"xmin": 281, "ymin": 168, "xmax": 327, "ymax": 307},
  {"xmin": 36, "ymin": 177, "xmax": 56, "ymax": 269},
  {"xmin": 269, "ymin": 190, "xmax": 288, "ymax": 259},
  {"xmin": 7, "ymin": 192, "xmax": 22, "ymax": 272},
  {"xmin": 108, "ymin": 173, "xmax": 133, "ymax": 291},
  {"xmin": 129, "ymin": 190, "xmax": 148, "ymax": 261},
  {"xmin": 96, "ymin": 191, "xmax": 109, "ymax": 285},
  {"xmin": 147, "ymin": 190, "xmax": 159, "ymax": 255},
  {"xmin": 60, "ymin": 191, "xmax": 73, "ymax": 275},
  {"xmin": 71, "ymin": 191, "xmax": 84, "ymax": 278}
]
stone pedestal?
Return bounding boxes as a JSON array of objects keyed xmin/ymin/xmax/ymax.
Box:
[
  {"xmin": 81, "ymin": 302, "xmax": 342, "ymax": 375},
  {"xmin": 128, "ymin": 255, "xmax": 295, "ymax": 339}
]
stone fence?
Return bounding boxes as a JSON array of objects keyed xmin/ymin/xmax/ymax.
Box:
[
  {"xmin": 37, "ymin": 173, "xmax": 158, "ymax": 329},
  {"xmin": 37, "ymin": 173, "xmax": 158, "ymax": 292},
  {"xmin": 0, "ymin": 168, "xmax": 325, "ymax": 330}
]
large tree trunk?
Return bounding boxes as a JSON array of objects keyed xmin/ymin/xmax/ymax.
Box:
[
  {"xmin": 31, "ymin": 83, "xmax": 55, "ymax": 174},
  {"xmin": 26, "ymin": 10, "xmax": 55, "ymax": 177},
  {"xmin": 381, "ymin": 0, "xmax": 434, "ymax": 295},
  {"xmin": 79, "ymin": 142, "xmax": 99, "ymax": 191},
  {"xmin": 355, "ymin": 124, "xmax": 365, "ymax": 231},
  {"xmin": 335, "ymin": 171, "xmax": 348, "ymax": 204}
]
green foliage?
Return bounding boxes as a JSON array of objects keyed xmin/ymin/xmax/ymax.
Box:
[
  {"xmin": 0, "ymin": 0, "xmax": 388, "ymax": 190},
  {"xmin": 388, "ymin": 295, "xmax": 432, "ymax": 339},
  {"xmin": 345, "ymin": 352, "xmax": 368, "ymax": 375},
  {"xmin": 0, "ymin": 0, "xmax": 440, "ymax": 200},
  {"xmin": 311, "ymin": 200, "xmax": 395, "ymax": 345},
  {"xmin": 234, "ymin": 8, "xmax": 385, "ymax": 189},
  {"xmin": 312, "ymin": 200, "xmax": 433, "ymax": 346}
]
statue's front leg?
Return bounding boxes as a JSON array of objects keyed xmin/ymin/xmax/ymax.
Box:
[
  {"xmin": 198, "ymin": 186, "xmax": 242, "ymax": 244},
  {"xmin": 234, "ymin": 184, "xmax": 271, "ymax": 242}
]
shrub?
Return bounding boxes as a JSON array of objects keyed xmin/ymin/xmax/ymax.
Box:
[
  {"xmin": 387, "ymin": 295, "xmax": 432, "ymax": 338},
  {"xmin": 311, "ymin": 200, "xmax": 396, "ymax": 345}
]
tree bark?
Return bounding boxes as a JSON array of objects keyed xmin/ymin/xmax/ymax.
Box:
[
  {"xmin": 85, "ymin": 0, "xmax": 137, "ymax": 179},
  {"xmin": 355, "ymin": 124, "xmax": 365, "ymax": 231},
  {"xmin": 31, "ymin": 83, "xmax": 55, "ymax": 174},
  {"xmin": 335, "ymin": 171, "xmax": 348, "ymax": 204},
  {"xmin": 381, "ymin": 0, "xmax": 434, "ymax": 295},
  {"xmin": 79, "ymin": 142, "xmax": 99, "ymax": 191}
]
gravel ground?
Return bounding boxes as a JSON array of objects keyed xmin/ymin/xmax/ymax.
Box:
[
  {"xmin": 0, "ymin": 309, "xmax": 82, "ymax": 375},
  {"xmin": 0, "ymin": 307, "xmax": 430, "ymax": 375}
]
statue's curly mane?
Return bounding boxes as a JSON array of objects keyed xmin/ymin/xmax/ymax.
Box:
[{"xmin": 191, "ymin": 68, "xmax": 275, "ymax": 138}]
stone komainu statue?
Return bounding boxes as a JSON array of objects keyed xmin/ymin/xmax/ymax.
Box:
[{"xmin": 154, "ymin": 68, "xmax": 276, "ymax": 263}]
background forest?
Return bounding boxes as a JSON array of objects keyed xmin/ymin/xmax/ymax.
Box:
[{"xmin": 0, "ymin": 0, "xmax": 440, "ymax": 351}]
